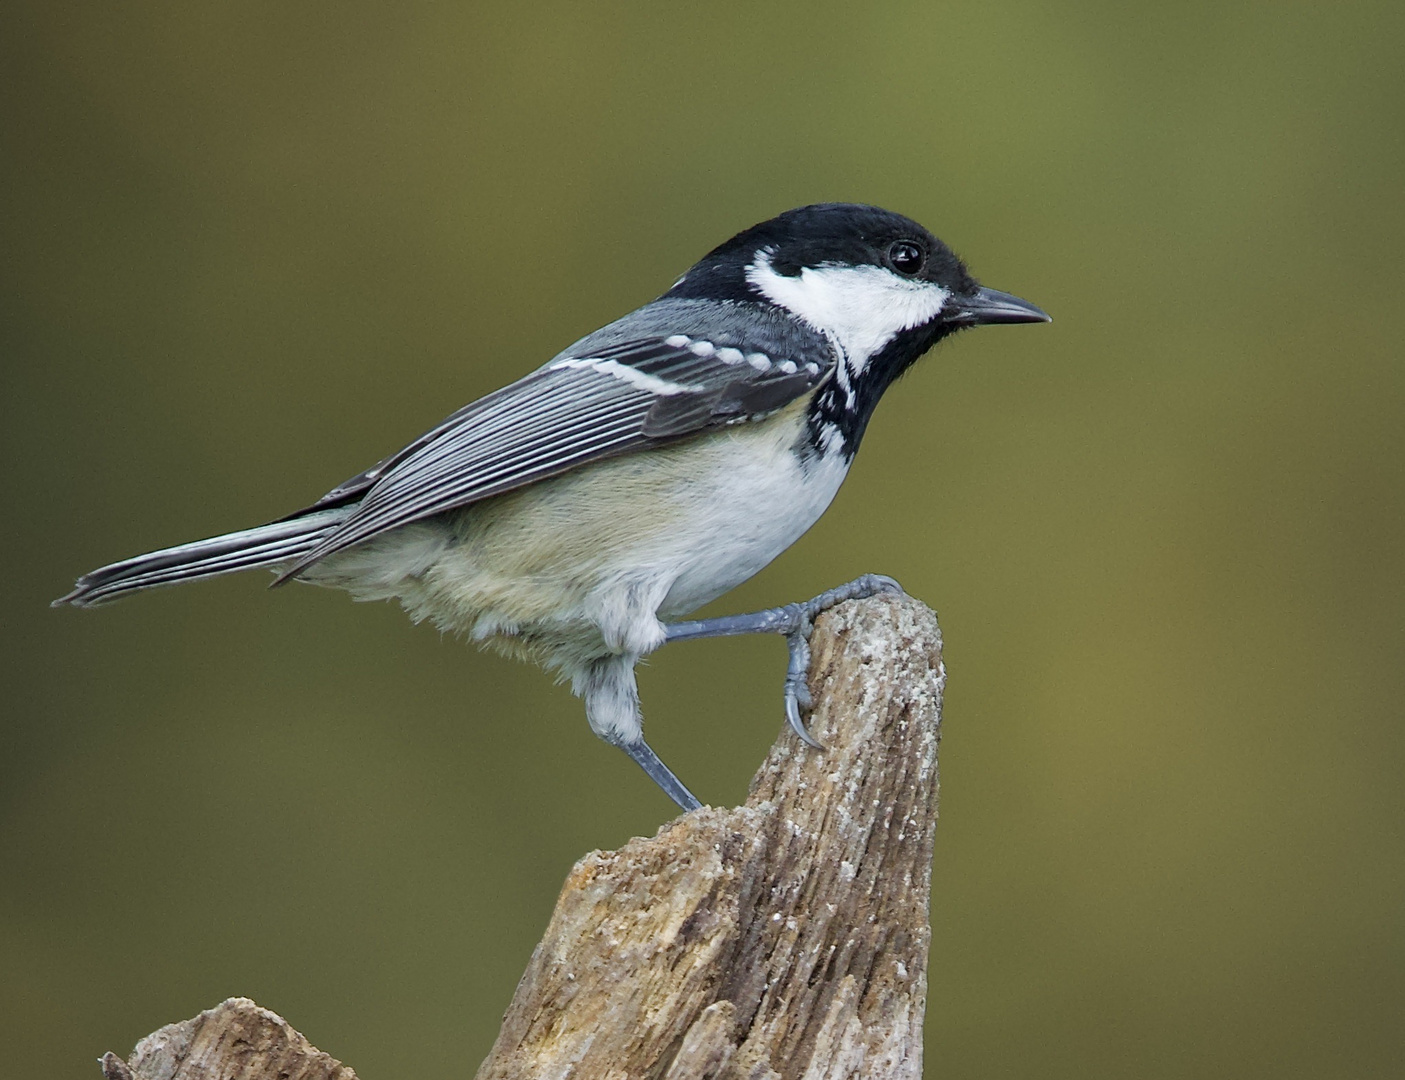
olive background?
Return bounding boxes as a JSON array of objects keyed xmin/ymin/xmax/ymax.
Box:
[{"xmin": 3, "ymin": 2, "xmax": 1402, "ymax": 1077}]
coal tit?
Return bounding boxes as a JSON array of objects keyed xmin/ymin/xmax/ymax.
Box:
[{"xmin": 55, "ymin": 203, "xmax": 1049, "ymax": 811}]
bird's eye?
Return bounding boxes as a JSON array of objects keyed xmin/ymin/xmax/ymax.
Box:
[{"xmin": 888, "ymin": 240, "xmax": 925, "ymax": 275}]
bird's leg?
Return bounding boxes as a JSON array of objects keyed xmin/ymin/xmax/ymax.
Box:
[
  {"xmin": 617, "ymin": 737, "xmax": 703, "ymax": 813},
  {"xmin": 579, "ymin": 653, "xmax": 704, "ymax": 813},
  {"xmin": 664, "ymin": 574, "xmax": 904, "ymax": 747}
]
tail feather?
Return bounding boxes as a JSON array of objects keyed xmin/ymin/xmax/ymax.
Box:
[{"xmin": 53, "ymin": 508, "xmax": 349, "ymax": 608}]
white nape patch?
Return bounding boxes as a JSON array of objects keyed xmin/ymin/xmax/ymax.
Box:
[
  {"xmin": 551, "ymin": 356, "xmax": 693, "ymax": 395},
  {"xmin": 745, "ymin": 249, "xmax": 949, "ymax": 366}
]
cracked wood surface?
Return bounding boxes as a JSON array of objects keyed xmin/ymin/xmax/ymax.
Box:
[{"xmin": 98, "ymin": 591, "xmax": 944, "ymax": 1080}]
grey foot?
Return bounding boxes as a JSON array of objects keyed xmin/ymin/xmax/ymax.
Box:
[{"xmin": 665, "ymin": 574, "xmax": 905, "ymax": 747}]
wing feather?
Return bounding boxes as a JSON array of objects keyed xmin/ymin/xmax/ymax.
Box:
[{"xmin": 277, "ymin": 333, "xmax": 833, "ymax": 580}]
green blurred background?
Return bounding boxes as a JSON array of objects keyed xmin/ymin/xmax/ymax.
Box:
[{"xmin": 3, "ymin": 1, "xmax": 1402, "ymax": 1076}]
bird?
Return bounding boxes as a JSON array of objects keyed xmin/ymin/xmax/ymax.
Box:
[{"xmin": 54, "ymin": 203, "xmax": 1049, "ymax": 811}]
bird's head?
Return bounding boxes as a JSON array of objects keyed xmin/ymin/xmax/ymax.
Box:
[
  {"xmin": 666, "ymin": 203, "xmax": 1049, "ymax": 371},
  {"xmin": 666, "ymin": 203, "xmax": 1050, "ymax": 457}
]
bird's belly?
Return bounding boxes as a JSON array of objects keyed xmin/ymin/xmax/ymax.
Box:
[
  {"xmin": 456, "ymin": 407, "xmax": 847, "ymax": 615},
  {"xmin": 322, "ymin": 404, "xmax": 848, "ymax": 660}
]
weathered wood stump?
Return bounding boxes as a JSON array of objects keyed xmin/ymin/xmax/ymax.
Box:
[
  {"xmin": 97, "ymin": 998, "xmax": 357, "ymax": 1080},
  {"xmin": 99, "ymin": 591, "xmax": 945, "ymax": 1080}
]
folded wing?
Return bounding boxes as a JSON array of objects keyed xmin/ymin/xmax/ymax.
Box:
[{"xmin": 276, "ymin": 335, "xmax": 831, "ymax": 581}]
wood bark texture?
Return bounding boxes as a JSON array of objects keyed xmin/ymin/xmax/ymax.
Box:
[
  {"xmin": 98, "ymin": 997, "xmax": 358, "ymax": 1080},
  {"xmin": 477, "ymin": 590, "xmax": 945, "ymax": 1080},
  {"xmin": 98, "ymin": 591, "xmax": 944, "ymax": 1080}
]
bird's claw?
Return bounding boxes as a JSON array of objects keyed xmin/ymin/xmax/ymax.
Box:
[
  {"xmin": 780, "ymin": 574, "xmax": 905, "ymax": 749},
  {"xmin": 784, "ymin": 625, "xmax": 824, "ymax": 748}
]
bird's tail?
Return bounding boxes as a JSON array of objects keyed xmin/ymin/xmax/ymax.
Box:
[{"xmin": 52, "ymin": 508, "xmax": 350, "ymax": 608}]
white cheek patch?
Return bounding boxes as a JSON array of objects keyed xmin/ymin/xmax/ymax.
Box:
[{"xmin": 745, "ymin": 250, "xmax": 949, "ymax": 365}]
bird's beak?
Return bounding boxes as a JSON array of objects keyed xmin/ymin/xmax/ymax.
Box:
[{"xmin": 947, "ymin": 286, "xmax": 1051, "ymax": 326}]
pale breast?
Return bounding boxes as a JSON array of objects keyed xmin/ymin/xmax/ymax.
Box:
[{"xmin": 654, "ymin": 421, "xmax": 849, "ymax": 616}]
